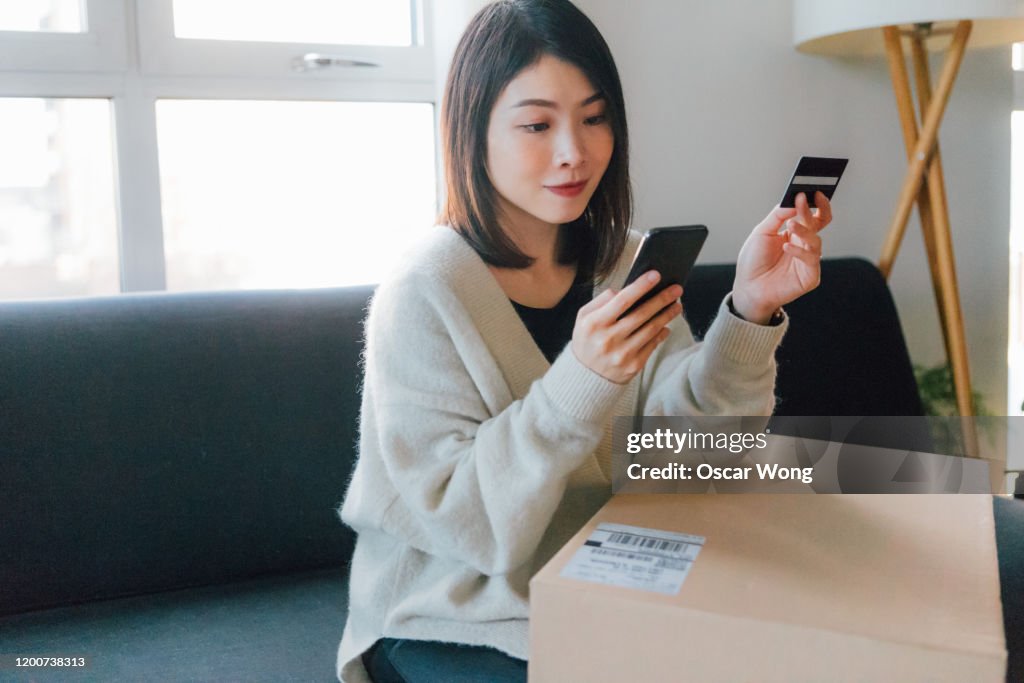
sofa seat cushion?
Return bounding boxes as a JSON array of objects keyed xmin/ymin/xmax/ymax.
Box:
[{"xmin": 0, "ymin": 567, "xmax": 347, "ymax": 682}]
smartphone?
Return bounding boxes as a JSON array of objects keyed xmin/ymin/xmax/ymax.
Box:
[
  {"xmin": 779, "ymin": 156, "xmax": 848, "ymax": 208},
  {"xmin": 619, "ymin": 225, "xmax": 708, "ymax": 318}
]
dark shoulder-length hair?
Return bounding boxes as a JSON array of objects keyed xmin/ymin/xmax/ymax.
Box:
[{"xmin": 438, "ymin": 0, "xmax": 632, "ymax": 280}]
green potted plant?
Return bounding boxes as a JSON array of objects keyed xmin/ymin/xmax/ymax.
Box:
[{"xmin": 912, "ymin": 362, "xmax": 993, "ymax": 456}]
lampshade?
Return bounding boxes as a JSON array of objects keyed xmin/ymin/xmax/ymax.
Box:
[{"xmin": 794, "ymin": 0, "xmax": 1024, "ymax": 55}]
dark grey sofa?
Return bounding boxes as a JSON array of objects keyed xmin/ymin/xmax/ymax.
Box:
[{"xmin": 0, "ymin": 258, "xmax": 1018, "ymax": 682}]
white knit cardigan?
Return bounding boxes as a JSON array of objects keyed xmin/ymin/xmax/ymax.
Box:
[{"xmin": 336, "ymin": 226, "xmax": 787, "ymax": 682}]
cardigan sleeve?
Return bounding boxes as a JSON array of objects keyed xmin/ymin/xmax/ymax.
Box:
[
  {"xmin": 637, "ymin": 293, "xmax": 788, "ymax": 418},
  {"xmin": 350, "ymin": 271, "xmax": 625, "ymax": 576}
]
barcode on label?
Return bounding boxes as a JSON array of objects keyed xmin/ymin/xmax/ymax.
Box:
[
  {"xmin": 560, "ymin": 523, "xmax": 705, "ymax": 595},
  {"xmin": 607, "ymin": 532, "xmax": 684, "ymax": 554}
]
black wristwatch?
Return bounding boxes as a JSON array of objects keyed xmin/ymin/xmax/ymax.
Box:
[{"xmin": 728, "ymin": 297, "xmax": 784, "ymax": 327}]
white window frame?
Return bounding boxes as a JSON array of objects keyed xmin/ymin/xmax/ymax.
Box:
[
  {"xmin": 136, "ymin": 0, "xmax": 432, "ymax": 83},
  {"xmin": 0, "ymin": 0, "xmax": 435, "ymax": 294}
]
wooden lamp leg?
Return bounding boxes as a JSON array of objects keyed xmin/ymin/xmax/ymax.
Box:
[
  {"xmin": 908, "ymin": 31, "xmax": 981, "ymax": 456},
  {"xmin": 879, "ymin": 21, "xmax": 971, "ymax": 279},
  {"xmin": 882, "ymin": 28, "xmax": 950, "ymax": 360},
  {"xmin": 878, "ymin": 21, "xmax": 980, "ymax": 455}
]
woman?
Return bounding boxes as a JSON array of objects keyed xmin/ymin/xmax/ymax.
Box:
[{"xmin": 336, "ymin": 1, "xmax": 831, "ymax": 681}]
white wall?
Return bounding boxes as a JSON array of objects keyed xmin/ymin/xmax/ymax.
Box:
[{"xmin": 579, "ymin": 0, "xmax": 1013, "ymax": 415}]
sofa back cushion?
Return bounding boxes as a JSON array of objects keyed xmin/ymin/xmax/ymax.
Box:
[
  {"xmin": 0, "ymin": 287, "xmax": 372, "ymax": 615},
  {"xmin": 684, "ymin": 258, "xmax": 923, "ymax": 417}
]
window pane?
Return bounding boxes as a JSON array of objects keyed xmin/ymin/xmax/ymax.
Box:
[
  {"xmin": 156, "ymin": 99, "xmax": 436, "ymax": 290},
  {"xmin": 1010, "ymin": 111, "xmax": 1024, "ymax": 417},
  {"xmin": 0, "ymin": 98, "xmax": 119, "ymax": 300},
  {"xmin": 0, "ymin": 0, "xmax": 83, "ymax": 33},
  {"xmin": 172, "ymin": 0, "xmax": 413, "ymax": 46}
]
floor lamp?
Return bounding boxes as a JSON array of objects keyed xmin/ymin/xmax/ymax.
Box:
[{"xmin": 793, "ymin": 2, "xmax": 1024, "ymax": 450}]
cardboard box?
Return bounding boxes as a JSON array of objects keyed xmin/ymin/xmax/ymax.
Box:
[{"xmin": 529, "ymin": 495, "xmax": 1006, "ymax": 682}]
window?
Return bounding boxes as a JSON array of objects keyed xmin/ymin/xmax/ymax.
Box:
[
  {"xmin": 0, "ymin": 0, "xmax": 437, "ymax": 299},
  {"xmin": 170, "ymin": 0, "xmax": 414, "ymax": 46},
  {"xmin": 0, "ymin": 97, "xmax": 119, "ymax": 298},
  {"xmin": 0, "ymin": 1, "xmax": 127, "ymax": 72},
  {"xmin": 156, "ymin": 99, "xmax": 436, "ymax": 290},
  {"xmin": 1008, "ymin": 44, "xmax": 1024, "ymax": 493},
  {"xmin": 0, "ymin": 1, "xmax": 83, "ymax": 32},
  {"xmin": 1010, "ymin": 46, "xmax": 1024, "ymax": 418}
]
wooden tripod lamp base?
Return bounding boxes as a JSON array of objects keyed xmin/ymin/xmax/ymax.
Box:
[
  {"xmin": 795, "ymin": 1, "xmax": 1024, "ymax": 443},
  {"xmin": 879, "ymin": 21, "xmax": 975, "ymax": 419}
]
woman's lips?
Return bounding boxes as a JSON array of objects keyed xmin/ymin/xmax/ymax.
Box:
[{"xmin": 545, "ymin": 180, "xmax": 587, "ymax": 198}]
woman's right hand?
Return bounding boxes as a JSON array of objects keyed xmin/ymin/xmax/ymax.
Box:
[{"xmin": 571, "ymin": 271, "xmax": 683, "ymax": 384}]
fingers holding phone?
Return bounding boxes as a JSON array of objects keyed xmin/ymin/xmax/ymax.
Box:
[
  {"xmin": 571, "ymin": 225, "xmax": 706, "ymax": 383},
  {"xmin": 571, "ymin": 271, "xmax": 682, "ymax": 384}
]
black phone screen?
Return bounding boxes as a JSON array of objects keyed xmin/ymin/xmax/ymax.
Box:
[{"xmin": 620, "ymin": 225, "xmax": 708, "ymax": 318}]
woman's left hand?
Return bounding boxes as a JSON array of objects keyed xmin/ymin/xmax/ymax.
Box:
[{"xmin": 731, "ymin": 191, "xmax": 832, "ymax": 324}]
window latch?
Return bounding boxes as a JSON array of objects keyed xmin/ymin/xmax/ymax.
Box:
[{"xmin": 292, "ymin": 53, "xmax": 381, "ymax": 71}]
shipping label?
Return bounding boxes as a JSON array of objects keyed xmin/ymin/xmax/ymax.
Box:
[{"xmin": 559, "ymin": 522, "xmax": 704, "ymax": 595}]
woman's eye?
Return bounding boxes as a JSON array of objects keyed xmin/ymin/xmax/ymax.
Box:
[
  {"xmin": 521, "ymin": 122, "xmax": 549, "ymax": 133},
  {"xmin": 585, "ymin": 113, "xmax": 608, "ymax": 125}
]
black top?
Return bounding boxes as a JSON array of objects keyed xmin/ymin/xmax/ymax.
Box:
[{"xmin": 510, "ymin": 269, "xmax": 593, "ymax": 364}]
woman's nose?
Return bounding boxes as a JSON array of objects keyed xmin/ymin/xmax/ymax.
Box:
[{"xmin": 553, "ymin": 126, "xmax": 586, "ymax": 167}]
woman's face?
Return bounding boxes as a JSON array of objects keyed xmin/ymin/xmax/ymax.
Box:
[{"xmin": 486, "ymin": 54, "xmax": 614, "ymax": 237}]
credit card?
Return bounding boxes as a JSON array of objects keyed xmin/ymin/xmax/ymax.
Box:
[{"xmin": 780, "ymin": 156, "xmax": 848, "ymax": 208}]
